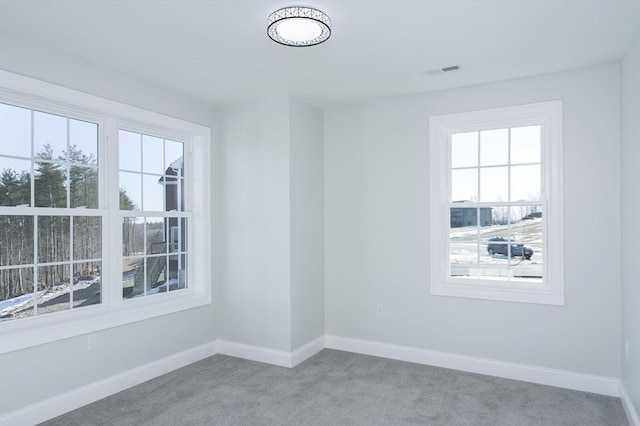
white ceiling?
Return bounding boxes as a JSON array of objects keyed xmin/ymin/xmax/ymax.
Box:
[{"xmin": 1, "ymin": 0, "xmax": 639, "ymax": 109}]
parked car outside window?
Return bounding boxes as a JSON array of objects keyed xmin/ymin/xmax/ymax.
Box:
[{"xmin": 487, "ymin": 237, "xmax": 533, "ymax": 260}]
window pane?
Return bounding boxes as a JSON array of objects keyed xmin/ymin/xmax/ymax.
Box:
[
  {"xmin": 511, "ymin": 165, "xmax": 541, "ymax": 202},
  {"xmin": 451, "ymin": 132, "xmax": 477, "ymax": 168},
  {"xmin": 0, "ymin": 103, "xmax": 31, "ymax": 158},
  {"xmin": 119, "ymin": 130, "xmax": 141, "ymax": 172},
  {"xmin": 0, "ymin": 267, "xmax": 35, "ymax": 321},
  {"xmin": 34, "ymin": 111, "xmax": 67, "ymax": 161},
  {"xmin": 168, "ymin": 254, "xmax": 187, "ymax": 291},
  {"xmin": 450, "ymin": 206, "xmax": 481, "ymax": 229},
  {"xmin": 479, "ymin": 167, "xmax": 508, "ymax": 202},
  {"xmin": 490, "ymin": 206, "xmax": 509, "ymax": 226},
  {"xmin": 143, "ymin": 174, "xmax": 164, "ymax": 211},
  {"xmin": 510, "ymin": 205, "xmax": 543, "ymax": 224},
  {"xmin": 0, "ymin": 216, "xmax": 34, "ymax": 266},
  {"xmin": 119, "ymin": 172, "xmax": 141, "ymax": 210},
  {"xmin": 479, "ymin": 230, "xmax": 513, "ymax": 279},
  {"xmin": 124, "ymin": 255, "xmax": 169, "ymax": 299},
  {"xmin": 69, "ymin": 119, "xmax": 98, "ymax": 166},
  {"xmin": 451, "ymin": 169, "xmax": 477, "ymax": 202},
  {"xmin": 34, "ymin": 161, "xmax": 67, "ymax": 208},
  {"xmin": 36, "ymin": 264, "xmax": 71, "ymax": 316},
  {"xmin": 0, "ymin": 157, "xmax": 31, "ymax": 206},
  {"xmin": 165, "ymin": 177, "xmax": 184, "ymax": 211},
  {"xmin": 70, "ymin": 166, "xmax": 98, "ymax": 208},
  {"xmin": 165, "ymin": 140, "xmax": 183, "ymax": 171},
  {"xmin": 480, "ymin": 129, "xmax": 508, "ymax": 166},
  {"xmin": 122, "ymin": 257, "xmax": 142, "ymax": 298},
  {"xmin": 511, "ymin": 126, "xmax": 540, "ymax": 164},
  {"xmin": 146, "ymin": 217, "xmax": 166, "ymax": 254},
  {"xmin": 510, "ymin": 206, "xmax": 543, "ymax": 280},
  {"xmin": 72, "ymin": 261, "xmax": 101, "ymax": 307},
  {"xmin": 168, "ymin": 218, "xmax": 187, "ymax": 253},
  {"xmin": 73, "ymin": 216, "xmax": 101, "ymax": 260},
  {"xmin": 142, "ymin": 135, "xmax": 164, "ymax": 175},
  {"xmin": 37, "ymin": 216, "xmax": 70, "ymax": 263},
  {"xmin": 484, "ymin": 237, "xmax": 523, "ymax": 280},
  {"xmin": 145, "ymin": 255, "xmax": 167, "ymax": 295},
  {"xmin": 122, "ymin": 216, "xmax": 144, "ymax": 256},
  {"xmin": 450, "ymin": 242, "xmax": 478, "ymax": 278}
]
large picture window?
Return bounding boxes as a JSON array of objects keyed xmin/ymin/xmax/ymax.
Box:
[
  {"xmin": 0, "ymin": 71, "xmax": 211, "ymax": 353},
  {"xmin": 429, "ymin": 101, "xmax": 564, "ymax": 305}
]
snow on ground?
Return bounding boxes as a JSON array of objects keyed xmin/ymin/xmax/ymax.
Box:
[
  {"xmin": 450, "ymin": 247, "xmax": 517, "ymax": 265},
  {"xmin": 0, "ymin": 279, "xmax": 99, "ymax": 318},
  {"xmin": 450, "ymin": 218, "xmax": 542, "ymax": 243},
  {"xmin": 450, "ymin": 218, "xmax": 544, "ymax": 267},
  {"xmin": 130, "ymin": 279, "xmax": 182, "ymax": 298},
  {"xmin": 0, "ymin": 291, "xmax": 46, "ymax": 315}
]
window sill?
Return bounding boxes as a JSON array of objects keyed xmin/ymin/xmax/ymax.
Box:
[
  {"xmin": 0, "ymin": 290, "xmax": 211, "ymax": 354},
  {"xmin": 431, "ymin": 279, "xmax": 564, "ymax": 306}
]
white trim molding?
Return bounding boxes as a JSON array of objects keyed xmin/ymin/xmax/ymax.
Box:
[
  {"xmin": 325, "ymin": 335, "xmax": 620, "ymax": 397},
  {"xmin": 621, "ymin": 383, "xmax": 640, "ymax": 426},
  {"xmin": 2, "ymin": 336, "xmax": 626, "ymax": 425},
  {"xmin": 0, "ymin": 342, "xmax": 217, "ymax": 426},
  {"xmin": 291, "ymin": 336, "xmax": 326, "ymax": 367},
  {"xmin": 216, "ymin": 336, "xmax": 325, "ymax": 368},
  {"xmin": 0, "ymin": 337, "xmax": 325, "ymax": 425},
  {"xmin": 216, "ymin": 340, "xmax": 294, "ymax": 368}
]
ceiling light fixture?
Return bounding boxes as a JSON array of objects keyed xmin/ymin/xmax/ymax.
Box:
[{"xmin": 267, "ymin": 7, "xmax": 331, "ymax": 47}]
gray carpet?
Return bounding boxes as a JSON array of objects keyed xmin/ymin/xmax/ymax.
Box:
[{"xmin": 42, "ymin": 349, "xmax": 628, "ymax": 426}]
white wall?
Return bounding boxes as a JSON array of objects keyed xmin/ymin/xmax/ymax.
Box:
[
  {"xmin": 218, "ymin": 97, "xmax": 325, "ymax": 352},
  {"xmin": 324, "ymin": 64, "xmax": 621, "ymax": 377},
  {"xmin": 0, "ymin": 308, "xmax": 215, "ymax": 414},
  {"xmin": 0, "ymin": 36, "xmax": 216, "ymax": 126},
  {"xmin": 621, "ymin": 24, "xmax": 640, "ymax": 415},
  {"xmin": 218, "ymin": 97, "xmax": 292, "ymax": 351},
  {"xmin": 0, "ymin": 50, "xmax": 218, "ymax": 416},
  {"xmin": 290, "ymin": 99, "xmax": 325, "ymax": 349}
]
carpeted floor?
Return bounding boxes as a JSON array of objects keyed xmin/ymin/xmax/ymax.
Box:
[{"xmin": 42, "ymin": 349, "xmax": 628, "ymax": 426}]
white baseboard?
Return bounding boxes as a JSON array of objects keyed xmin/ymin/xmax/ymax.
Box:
[
  {"xmin": 291, "ymin": 336, "xmax": 325, "ymax": 367},
  {"xmin": 0, "ymin": 341, "xmax": 217, "ymax": 426},
  {"xmin": 325, "ymin": 335, "xmax": 620, "ymax": 397},
  {"xmin": 216, "ymin": 339, "xmax": 293, "ymax": 367},
  {"xmin": 216, "ymin": 336, "xmax": 324, "ymax": 368},
  {"xmin": 621, "ymin": 383, "xmax": 640, "ymax": 426},
  {"xmin": 2, "ymin": 335, "xmax": 626, "ymax": 426}
]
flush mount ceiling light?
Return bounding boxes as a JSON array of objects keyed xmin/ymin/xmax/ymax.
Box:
[{"xmin": 267, "ymin": 6, "xmax": 331, "ymax": 47}]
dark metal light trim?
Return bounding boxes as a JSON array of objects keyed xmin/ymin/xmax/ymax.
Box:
[{"xmin": 267, "ymin": 6, "xmax": 331, "ymax": 47}]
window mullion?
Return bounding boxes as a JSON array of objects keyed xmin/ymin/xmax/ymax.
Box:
[
  {"xmin": 105, "ymin": 119, "xmax": 123, "ymax": 307},
  {"xmin": 507, "ymin": 127, "xmax": 512, "ymax": 282},
  {"xmin": 475, "ymin": 132, "xmax": 481, "ymax": 276},
  {"xmin": 30, "ymin": 109, "xmax": 35, "ymax": 208},
  {"xmin": 33, "ymin": 216, "xmax": 39, "ymax": 316}
]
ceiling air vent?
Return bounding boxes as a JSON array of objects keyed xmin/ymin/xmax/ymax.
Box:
[{"xmin": 441, "ymin": 65, "xmax": 460, "ymax": 72}]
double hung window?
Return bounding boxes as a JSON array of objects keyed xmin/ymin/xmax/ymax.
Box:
[
  {"xmin": 429, "ymin": 101, "xmax": 563, "ymax": 305},
  {"xmin": 0, "ymin": 71, "xmax": 211, "ymax": 352}
]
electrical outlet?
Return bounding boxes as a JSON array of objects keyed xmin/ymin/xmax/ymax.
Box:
[
  {"xmin": 376, "ymin": 304, "xmax": 384, "ymax": 317},
  {"xmin": 625, "ymin": 340, "xmax": 629, "ymax": 360},
  {"xmin": 88, "ymin": 333, "xmax": 97, "ymax": 351}
]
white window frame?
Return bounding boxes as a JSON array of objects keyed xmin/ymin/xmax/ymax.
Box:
[
  {"xmin": 429, "ymin": 101, "xmax": 564, "ymax": 305},
  {"xmin": 0, "ymin": 71, "xmax": 212, "ymax": 353}
]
